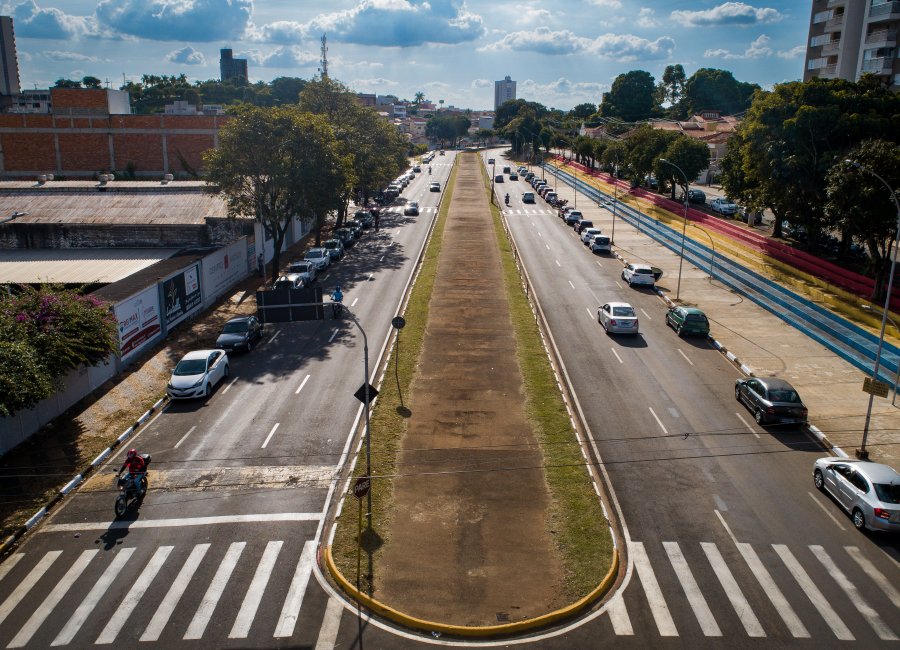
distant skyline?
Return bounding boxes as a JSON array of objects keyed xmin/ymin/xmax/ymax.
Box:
[{"xmin": 2, "ymin": 1, "xmax": 811, "ymax": 110}]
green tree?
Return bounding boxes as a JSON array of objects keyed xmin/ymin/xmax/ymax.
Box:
[
  {"xmin": 602, "ymin": 140, "xmax": 630, "ymax": 178},
  {"xmin": 54, "ymin": 78, "xmax": 82, "ymax": 88},
  {"xmin": 682, "ymin": 68, "xmax": 759, "ymax": 116},
  {"xmin": 569, "ymin": 103, "xmax": 597, "ymax": 120},
  {"xmin": 599, "ymin": 70, "xmax": 657, "ymax": 122},
  {"xmin": 270, "ymin": 77, "xmax": 306, "ymax": 105},
  {"xmin": 493, "ymin": 98, "xmax": 548, "ymax": 131},
  {"xmin": 82, "ymin": 76, "xmax": 103, "ymax": 89},
  {"xmin": 414, "ymin": 91, "xmax": 425, "ymax": 105},
  {"xmin": 624, "ymin": 124, "xmax": 676, "ymax": 187},
  {"xmin": 182, "ymin": 88, "xmax": 201, "ymax": 107},
  {"xmin": 656, "ymin": 136, "xmax": 710, "ymax": 198},
  {"xmin": 204, "ymin": 105, "xmax": 350, "ymax": 279}
]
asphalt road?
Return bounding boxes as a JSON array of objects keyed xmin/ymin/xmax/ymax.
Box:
[{"xmin": 0, "ymin": 153, "xmax": 457, "ymax": 648}]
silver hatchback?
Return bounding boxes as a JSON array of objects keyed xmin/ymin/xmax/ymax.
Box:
[{"xmin": 813, "ymin": 458, "xmax": 900, "ymax": 532}]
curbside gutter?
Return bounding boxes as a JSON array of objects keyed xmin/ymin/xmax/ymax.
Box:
[
  {"xmin": 324, "ymin": 545, "xmax": 619, "ymax": 638},
  {"xmin": 0, "ymin": 395, "xmax": 168, "ymax": 557}
]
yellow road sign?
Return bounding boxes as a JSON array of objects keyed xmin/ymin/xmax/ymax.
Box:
[{"xmin": 863, "ymin": 377, "xmax": 890, "ymax": 398}]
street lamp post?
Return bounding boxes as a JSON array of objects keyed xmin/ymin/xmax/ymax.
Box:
[
  {"xmin": 609, "ymin": 160, "xmax": 619, "ymax": 245},
  {"xmin": 690, "ymin": 223, "xmax": 716, "ymax": 281},
  {"xmin": 342, "ymin": 309, "xmax": 374, "ymax": 518},
  {"xmin": 660, "ymin": 158, "xmax": 691, "ymax": 302},
  {"xmin": 846, "ymin": 159, "xmax": 900, "ymax": 458}
]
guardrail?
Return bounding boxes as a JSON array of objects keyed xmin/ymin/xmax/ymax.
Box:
[{"xmin": 545, "ymin": 163, "xmax": 900, "ymax": 385}]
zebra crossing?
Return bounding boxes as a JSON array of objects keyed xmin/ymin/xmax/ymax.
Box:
[
  {"xmin": 0, "ymin": 538, "xmax": 333, "ymax": 647},
  {"xmin": 505, "ymin": 208, "xmax": 556, "ymax": 215},
  {"xmin": 611, "ymin": 539, "xmax": 899, "ymax": 642}
]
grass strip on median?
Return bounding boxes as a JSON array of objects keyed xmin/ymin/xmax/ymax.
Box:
[
  {"xmin": 482, "ymin": 165, "xmax": 613, "ymax": 600},
  {"xmin": 330, "ymin": 157, "xmax": 458, "ymax": 593}
]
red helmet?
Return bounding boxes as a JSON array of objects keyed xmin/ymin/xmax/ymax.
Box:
[{"xmin": 126, "ymin": 449, "xmax": 137, "ymax": 459}]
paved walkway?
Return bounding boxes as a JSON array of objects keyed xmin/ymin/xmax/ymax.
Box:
[{"xmin": 375, "ymin": 154, "xmax": 567, "ymax": 625}]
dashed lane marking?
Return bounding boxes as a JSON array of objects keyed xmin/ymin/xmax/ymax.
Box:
[
  {"xmin": 677, "ymin": 349, "xmax": 694, "ymax": 366},
  {"xmin": 295, "ymin": 374, "xmax": 311, "ymax": 395},
  {"xmin": 808, "ymin": 491, "xmax": 845, "ymax": 530},
  {"xmin": 174, "ymin": 426, "xmax": 197, "ymax": 449},
  {"xmin": 221, "ymin": 377, "xmax": 239, "ymax": 394},
  {"xmin": 261, "ymin": 422, "xmax": 280, "ymax": 449},
  {"xmin": 648, "ymin": 407, "xmax": 668, "ymax": 435}
]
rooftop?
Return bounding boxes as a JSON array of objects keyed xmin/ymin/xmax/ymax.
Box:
[{"xmin": 0, "ymin": 247, "xmax": 180, "ymax": 284}]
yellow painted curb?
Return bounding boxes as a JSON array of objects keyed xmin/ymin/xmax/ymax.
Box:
[{"xmin": 324, "ymin": 545, "xmax": 619, "ymax": 638}]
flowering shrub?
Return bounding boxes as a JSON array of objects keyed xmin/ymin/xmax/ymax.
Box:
[{"xmin": 0, "ymin": 286, "xmax": 118, "ymax": 417}]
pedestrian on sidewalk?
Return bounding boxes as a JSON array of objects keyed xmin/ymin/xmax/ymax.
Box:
[
  {"xmin": 373, "ymin": 207, "xmax": 381, "ymax": 230},
  {"xmin": 257, "ymin": 253, "xmax": 265, "ymax": 278}
]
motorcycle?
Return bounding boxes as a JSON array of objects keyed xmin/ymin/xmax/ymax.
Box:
[
  {"xmin": 504, "ymin": 194, "xmax": 510, "ymax": 206},
  {"xmin": 332, "ymin": 302, "xmax": 343, "ymax": 318},
  {"xmin": 114, "ymin": 454, "xmax": 150, "ymax": 517}
]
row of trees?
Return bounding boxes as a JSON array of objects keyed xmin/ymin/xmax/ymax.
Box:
[{"xmin": 204, "ymin": 77, "xmax": 410, "ymax": 279}]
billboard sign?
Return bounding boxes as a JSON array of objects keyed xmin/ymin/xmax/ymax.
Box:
[
  {"xmin": 163, "ymin": 263, "xmax": 202, "ymax": 328},
  {"xmin": 115, "ymin": 285, "xmax": 161, "ymax": 362},
  {"xmin": 202, "ymin": 239, "xmax": 246, "ymax": 302}
]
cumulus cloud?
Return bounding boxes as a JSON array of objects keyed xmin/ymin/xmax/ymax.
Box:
[
  {"xmin": 351, "ymin": 77, "xmax": 399, "ymax": 88},
  {"xmin": 239, "ymin": 46, "xmax": 319, "ymax": 68},
  {"xmin": 777, "ymin": 45, "xmax": 805, "ymax": 59},
  {"xmin": 166, "ymin": 46, "xmax": 205, "ymax": 65},
  {"xmin": 672, "ymin": 2, "xmax": 781, "ymax": 27},
  {"xmin": 515, "ymin": 7, "xmax": 552, "ymax": 24},
  {"xmin": 94, "ymin": 0, "xmax": 252, "ymax": 42},
  {"xmin": 43, "ymin": 50, "xmax": 100, "ymax": 62},
  {"xmin": 588, "ymin": 0, "xmax": 622, "ymax": 7},
  {"xmin": 705, "ymin": 34, "xmax": 772, "ymax": 59},
  {"xmin": 471, "ymin": 78, "xmax": 492, "ymax": 89},
  {"xmin": 10, "ymin": 0, "xmax": 97, "ymax": 39},
  {"xmin": 519, "ymin": 77, "xmax": 606, "ymax": 104},
  {"xmin": 637, "ymin": 8, "xmax": 659, "ymax": 28},
  {"xmin": 251, "ymin": 0, "xmax": 485, "ymax": 47},
  {"xmin": 483, "ymin": 28, "xmax": 674, "ymax": 61}
]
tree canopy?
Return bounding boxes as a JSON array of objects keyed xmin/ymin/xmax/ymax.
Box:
[{"xmin": 599, "ymin": 70, "xmax": 657, "ymax": 123}]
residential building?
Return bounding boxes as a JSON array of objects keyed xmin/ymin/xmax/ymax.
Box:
[
  {"xmin": 478, "ymin": 115, "xmax": 494, "ymax": 130},
  {"xmin": 0, "ymin": 16, "xmax": 19, "ymax": 97},
  {"xmin": 494, "ymin": 75, "xmax": 516, "ymax": 111},
  {"xmin": 355, "ymin": 93, "xmax": 376, "ymax": 107},
  {"xmin": 9, "ymin": 89, "xmax": 50, "ymax": 113},
  {"xmin": 804, "ymin": 0, "xmax": 899, "ymax": 90},
  {"xmin": 219, "ymin": 48, "xmax": 248, "ymax": 83}
]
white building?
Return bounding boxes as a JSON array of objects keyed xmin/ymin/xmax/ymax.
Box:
[{"xmin": 494, "ymin": 75, "xmax": 516, "ymax": 111}]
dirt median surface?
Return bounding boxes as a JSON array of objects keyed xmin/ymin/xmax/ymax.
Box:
[{"xmin": 375, "ymin": 154, "xmax": 567, "ymax": 625}]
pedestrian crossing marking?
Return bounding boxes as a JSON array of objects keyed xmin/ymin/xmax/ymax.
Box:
[
  {"xmin": 0, "ymin": 550, "xmax": 61, "ymax": 627},
  {"xmin": 630, "ymin": 541, "xmax": 678, "ymax": 636},
  {"xmin": 274, "ymin": 540, "xmax": 316, "ymax": 637},
  {"xmin": 140, "ymin": 543, "xmax": 210, "ymax": 642},
  {"xmin": 664, "ymin": 541, "xmax": 721, "ymax": 636},
  {"xmin": 0, "ymin": 554, "xmax": 22, "ymax": 585},
  {"xmin": 184, "ymin": 541, "xmax": 245, "ymax": 640},
  {"xmin": 606, "ymin": 594, "xmax": 633, "ymax": 635},
  {"xmin": 230, "ymin": 540, "xmax": 282, "ymax": 638},
  {"xmin": 845, "ymin": 545, "xmax": 900, "ymax": 610},
  {"xmin": 314, "ymin": 597, "xmax": 344, "ymax": 650},
  {"xmin": 735, "ymin": 542, "xmax": 809, "ymax": 638},
  {"xmin": 701, "ymin": 542, "xmax": 764, "ymax": 637}
]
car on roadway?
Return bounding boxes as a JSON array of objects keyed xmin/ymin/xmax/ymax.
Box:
[
  {"xmin": 735, "ymin": 376, "xmax": 808, "ymax": 425},
  {"xmin": 413, "ymin": 165, "xmax": 421, "ymax": 173},
  {"xmin": 509, "ymin": 172, "xmax": 519, "ymax": 180},
  {"xmin": 522, "ymin": 191, "xmax": 535, "ymax": 204},
  {"xmin": 525, "ymin": 172, "xmax": 535, "ymax": 181},
  {"xmin": 598, "ymin": 302, "xmax": 639, "ymax": 335},
  {"xmin": 545, "ymin": 191, "xmax": 559, "ymax": 204},
  {"xmin": 710, "ymin": 197, "xmax": 738, "ymax": 216},
  {"xmin": 273, "ymin": 274, "xmax": 304, "ymax": 290},
  {"xmin": 439, "ymin": 149, "xmax": 445, "ymax": 155},
  {"xmin": 495, "ymin": 175, "xmax": 504, "ymax": 183},
  {"xmin": 683, "ymin": 189, "xmax": 706, "ymax": 204},
  {"xmin": 813, "ymin": 458, "xmax": 900, "ymax": 532},
  {"xmin": 590, "ymin": 234, "xmax": 612, "ymax": 254},
  {"xmin": 487, "ymin": 157, "xmax": 495, "ymax": 165},
  {"xmin": 354, "ymin": 210, "xmax": 374, "ymax": 228},
  {"xmin": 287, "ymin": 260, "xmax": 317, "ymax": 284},
  {"xmin": 334, "ymin": 227, "xmax": 355, "ymax": 248},
  {"xmin": 622, "ymin": 263, "xmax": 657, "ymax": 287},
  {"xmin": 404, "ymin": 201, "xmax": 420, "ymax": 216},
  {"xmin": 304, "ymin": 247, "xmax": 331, "ymax": 271},
  {"xmin": 502, "ymin": 166, "xmax": 511, "ymax": 174},
  {"xmin": 347, "ymin": 219, "xmax": 364, "ymax": 238},
  {"xmin": 216, "ymin": 316, "xmax": 262, "ymax": 353},
  {"xmin": 167, "ymin": 349, "xmax": 229, "ymax": 400},
  {"xmin": 564, "ymin": 210, "xmax": 583, "ymax": 226},
  {"xmin": 430, "ymin": 181, "xmax": 441, "ymax": 192},
  {"xmin": 322, "ymin": 240, "xmax": 344, "ymax": 262},
  {"xmin": 665, "ymin": 306, "xmax": 710, "ymax": 337},
  {"xmin": 575, "ymin": 219, "xmax": 594, "ymax": 234},
  {"xmin": 581, "ymin": 227, "xmax": 602, "ymax": 244}
]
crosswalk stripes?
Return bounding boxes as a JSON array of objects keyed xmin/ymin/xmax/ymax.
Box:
[
  {"xmin": 0, "ymin": 551, "xmax": 61, "ymax": 627},
  {"xmin": 700, "ymin": 543, "xmax": 764, "ymax": 637},
  {"xmin": 184, "ymin": 541, "xmax": 245, "ymax": 640},
  {"xmin": 140, "ymin": 543, "xmax": 210, "ymax": 642},
  {"xmin": 229, "ymin": 540, "xmax": 282, "ymax": 639},
  {"xmin": 734, "ymin": 541, "xmax": 809, "ymax": 638},
  {"xmin": 629, "ymin": 541, "xmax": 678, "ymax": 637},
  {"xmin": 274, "ymin": 540, "xmax": 316, "ymax": 638},
  {"xmin": 844, "ymin": 545, "xmax": 900, "ymax": 610},
  {"xmin": 663, "ymin": 541, "xmax": 721, "ymax": 637}
]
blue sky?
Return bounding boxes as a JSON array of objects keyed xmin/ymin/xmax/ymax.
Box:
[{"xmin": 3, "ymin": 1, "xmax": 811, "ymax": 110}]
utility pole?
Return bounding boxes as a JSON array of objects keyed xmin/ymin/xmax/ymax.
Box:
[{"xmin": 319, "ymin": 34, "xmax": 329, "ymax": 79}]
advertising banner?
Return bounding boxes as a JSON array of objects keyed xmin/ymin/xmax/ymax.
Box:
[
  {"xmin": 163, "ymin": 263, "xmax": 202, "ymax": 329},
  {"xmin": 202, "ymin": 239, "xmax": 247, "ymax": 302},
  {"xmin": 114, "ymin": 285, "xmax": 161, "ymax": 362}
]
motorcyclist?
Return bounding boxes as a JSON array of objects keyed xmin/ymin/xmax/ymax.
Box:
[
  {"xmin": 504, "ymin": 193, "xmax": 510, "ymax": 205},
  {"xmin": 118, "ymin": 449, "xmax": 147, "ymax": 496},
  {"xmin": 331, "ymin": 285, "xmax": 344, "ymax": 317}
]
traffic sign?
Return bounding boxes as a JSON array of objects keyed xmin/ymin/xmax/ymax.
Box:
[
  {"xmin": 354, "ymin": 383, "xmax": 379, "ymax": 404},
  {"xmin": 391, "ymin": 316, "xmax": 406, "ymax": 330},
  {"xmin": 862, "ymin": 377, "xmax": 890, "ymax": 398},
  {"xmin": 353, "ymin": 476, "xmax": 371, "ymax": 499}
]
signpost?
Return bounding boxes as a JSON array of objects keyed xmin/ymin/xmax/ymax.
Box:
[
  {"xmin": 353, "ymin": 476, "xmax": 371, "ymax": 499},
  {"xmin": 863, "ymin": 377, "xmax": 890, "ymax": 398}
]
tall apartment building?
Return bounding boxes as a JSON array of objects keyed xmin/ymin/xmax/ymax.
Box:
[
  {"xmin": 494, "ymin": 75, "xmax": 516, "ymax": 111},
  {"xmin": 804, "ymin": 0, "xmax": 899, "ymax": 90},
  {"xmin": 0, "ymin": 16, "xmax": 21, "ymax": 97},
  {"xmin": 219, "ymin": 48, "xmax": 248, "ymax": 83}
]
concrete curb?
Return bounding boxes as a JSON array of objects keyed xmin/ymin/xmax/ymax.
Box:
[
  {"xmin": 0, "ymin": 395, "xmax": 168, "ymax": 557},
  {"xmin": 324, "ymin": 545, "xmax": 619, "ymax": 638}
]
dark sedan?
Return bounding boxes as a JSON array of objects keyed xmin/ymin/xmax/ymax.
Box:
[
  {"xmin": 215, "ymin": 316, "xmax": 262, "ymax": 352},
  {"xmin": 735, "ymin": 377, "xmax": 808, "ymax": 425}
]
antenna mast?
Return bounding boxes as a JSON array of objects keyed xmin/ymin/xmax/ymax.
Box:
[{"xmin": 319, "ymin": 33, "xmax": 328, "ymax": 78}]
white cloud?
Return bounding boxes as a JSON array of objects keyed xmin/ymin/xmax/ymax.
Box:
[
  {"xmin": 10, "ymin": 0, "xmax": 97, "ymax": 39},
  {"xmin": 777, "ymin": 45, "xmax": 805, "ymax": 59},
  {"xmin": 588, "ymin": 0, "xmax": 622, "ymax": 7},
  {"xmin": 515, "ymin": 7, "xmax": 552, "ymax": 24},
  {"xmin": 637, "ymin": 8, "xmax": 659, "ymax": 28},
  {"xmin": 483, "ymin": 27, "xmax": 674, "ymax": 61},
  {"xmin": 351, "ymin": 77, "xmax": 399, "ymax": 88},
  {"xmin": 166, "ymin": 46, "xmax": 206, "ymax": 65},
  {"xmin": 471, "ymin": 78, "xmax": 492, "ymax": 89},
  {"xmin": 672, "ymin": 2, "xmax": 782, "ymax": 27},
  {"xmin": 95, "ymin": 0, "xmax": 252, "ymax": 42},
  {"xmin": 239, "ymin": 46, "xmax": 319, "ymax": 68},
  {"xmin": 425, "ymin": 81, "xmax": 450, "ymax": 91},
  {"xmin": 43, "ymin": 50, "xmax": 100, "ymax": 62},
  {"xmin": 251, "ymin": 0, "xmax": 485, "ymax": 47},
  {"xmin": 704, "ymin": 34, "xmax": 772, "ymax": 59},
  {"xmin": 519, "ymin": 77, "xmax": 606, "ymax": 105}
]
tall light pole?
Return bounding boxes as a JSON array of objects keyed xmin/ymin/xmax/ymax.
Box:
[
  {"xmin": 660, "ymin": 158, "xmax": 691, "ymax": 302},
  {"xmin": 341, "ymin": 309, "xmax": 374, "ymax": 518},
  {"xmin": 609, "ymin": 158, "xmax": 619, "ymax": 245},
  {"xmin": 846, "ymin": 159, "xmax": 900, "ymax": 459}
]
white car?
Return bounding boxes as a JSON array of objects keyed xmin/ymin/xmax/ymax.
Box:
[
  {"xmin": 598, "ymin": 302, "xmax": 639, "ymax": 335},
  {"xmin": 710, "ymin": 197, "xmax": 738, "ymax": 216},
  {"xmin": 622, "ymin": 263, "xmax": 656, "ymax": 287},
  {"xmin": 430, "ymin": 182, "xmax": 441, "ymax": 192},
  {"xmin": 813, "ymin": 457, "xmax": 900, "ymax": 532},
  {"xmin": 167, "ymin": 350, "xmax": 229, "ymax": 399},
  {"xmin": 590, "ymin": 234, "xmax": 612, "ymax": 254},
  {"xmin": 304, "ymin": 247, "xmax": 331, "ymax": 271},
  {"xmin": 286, "ymin": 261, "xmax": 316, "ymax": 285},
  {"xmin": 581, "ymin": 228, "xmax": 602, "ymax": 244}
]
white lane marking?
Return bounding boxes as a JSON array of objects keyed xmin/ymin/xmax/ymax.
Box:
[
  {"xmin": 0, "ymin": 554, "xmax": 23, "ymax": 584},
  {"xmin": 230, "ymin": 540, "xmax": 283, "ymax": 638},
  {"xmin": 773, "ymin": 544, "xmax": 854, "ymax": 640},
  {"xmin": 184, "ymin": 542, "xmax": 246, "ymax": 640},
  {"xmin": 379, "ymin": 255, "xmax": 384, "ymax": 261},
  {"xmin": 844, "ymin": 546, "xmax": 900, "ymax": 610},
  {"xmin": 607, "ymin": 594, "xmax": 634, "ymax": 635},
  {"xmin": 713, "ymin": 494, "xmax": 728, "ymax": 512},
  {"xmin": 328, "ymin": 328, "xmax": 338, "ymax": 343},
  {"xmin": 808, "ymin": 492, "xmax": 845, "ymax": 530},
  {"xmin": 261, "ymin": 422, "xmax": 280, "ymax": 449},
  {"xmin": 43, "ymin": 513, "xmax": 322, "ymax": 533},
  {"xmin": 596, "ymin": 260, "xmax": 603, "ymax": 267},
  {"xmin": 648, "ymin": 407, "xmax": 669, "ymax": 435},
  {"xmin": 9, "ymin": 550, "xmax": 97, "ymax": 648},
  {"xmin": 537, "ymin": 231, "xmax": 542, "ymax": 238},
  {"xmin": 221, "ymin": 377, "xmax": 239, "ymax": 394},
  {"xmin": 630, "ymin": 542, "xmax": 678, "ymax": 636},
  {"xmin": 268, "ymin": 329, "xmax": 281, "ymax": 345},
  {"xmin": 322, "ymin": 273, "xmax": 330, "ymax": 281},
  {"xmin": 274, "ymin": 540, "xmax": 316, "ymax": 637},
  {"xmin": 531, "ymin": 221, "xmax": 535, "ymax": 226},
  {"xmin": 545, "ymin": 244, "xmax": 550, "ymax": 250},
  {"xmin": 174, "ymin": 425, "xmax": 197, "ymax": 449},
  {"xmin": 640, "ymin": 308, "xmax": 651, "ymax": 320},
  {"xmin": 140, "ymin": 544, "xmax": 210, "ymax": 642},
  {"xmin": 351, "ymin": 297, "xmax": 359, "ymax": 307},
  {"xmin": 295, "ymin": 374, "xmax": 311, "ymax": 395},
  {"xmin": 586, "ymin": 307, "xmax": 594, "ymax": 319},
  {"xmin": 51, "ymin": 548, "xmax": 135, "ymax": 646},
  {"xmin": 677, "ymin": 349, "xmax": 694, "ymax": 366},
  {"xmin": 315, "ymin": 597, "xmax": 344, "ymax": 649},
  {"xmin": 96, "ymin": 546, "xmax": 173, "ymax": 644},
  {"xmin": 664, "ymin": 541, "xmax": 721, "ymax": 636},
  {"xmin": 810, "ymin": 545, "xmax": 897, "ymax": 640},
  {"xmin": 615, "ymin": 281, "xmax": 622, "ymax": 289},
  {"xmin": 610, "ymin": 348, "xmax": 623, "ymax": 365},
  {"xmin": 367, "ymin": 273, "xmax": 373, "ymax": 281},
  {"xmin": 568, "ymin": 280, "xmax": 575, "ymax": 290},
  {"xmin": 701, "ymin": 542, "xmax": 765, "ymax": 637},
  {"xmin": 736, "ymin": 541, "xmax": 809, "ymax": 637},
  {"xmin": 0, "ymin": 551, "xmax": 61, "ymax": 626},
  {"xmin": 734, "ymin": 412, "xmax": 759, "ymax": 439},
  {"xmin": 714, "ymin": 509, "xmax": 737, "ymax": 544},
  {"xmin": 555, "ymin": 259, "xmax": 561, "ymax": 267}
]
